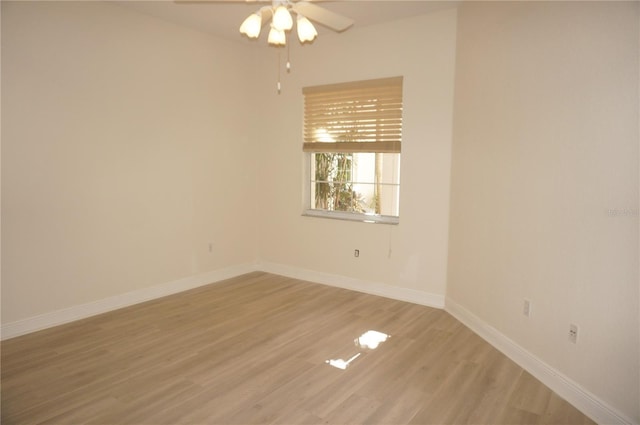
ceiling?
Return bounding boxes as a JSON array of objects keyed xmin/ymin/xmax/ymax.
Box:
[{"xmin": 115, "ymin": 1, "xmax": 460, "ymax": 44}]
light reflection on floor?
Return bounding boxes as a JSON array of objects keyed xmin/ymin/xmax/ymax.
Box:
[
  {"xmin": 326, "ymin": 352, "xmax": 361, "ymax": 370},
  {"xmin": 355, "ymin": 330, "xmax": 389, "ymax": 349},
  {"xmin": 325, "ymin": 330, "xmax": 390, "ymax": 370}
]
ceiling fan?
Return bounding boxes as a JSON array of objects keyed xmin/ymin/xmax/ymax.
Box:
[
  {"xmin": 179, "ymin": 0, "xmax": 355, "ymax": 46},
  {"xmin": 178, "ymin": 0, "xmax": 353, "ymax": 93}
]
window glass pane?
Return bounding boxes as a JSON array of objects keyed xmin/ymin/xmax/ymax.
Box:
[
  {"xmin": 351, "ymin": 183, "xmax": 400, "ymax": 216},
  {"xmin": 311, "ymin": 181, "xmax": 359, "ymax": 212},
  {"xmin": 313, "ymin": 153, "xmax": 332, "ymax": 182},
  {"xmin": 314, "ymin": 153, "xmax": 353, "ymax": 183},
  {"xmin": 311, "ymin": 152, "xmax": 400, "ymax": 216},
  {"xmin": 352, "ymin": 153, "xmax": 376, "ymax": 184},
  {"xmin": 351, "ymin": 153, "xmax": 400, "ymax": 185},
  {"xmin": 312, "ymin": 182, "xmax": 331, "ymax": 210},
  {"xmin": 333, "ymin": 183, "xmax": 355, "ymax": 212},
  {"xmin": 378, "ymin": 153, "xmax": 401, "ymax": 185},
  {"xmin": 334, "ymin": 155, "xmax": 353, "ymax": 183},
  {"xmin": 352, "ymin": 183, "xmax": 376, "ymax": 213},
  {"xmin": 379, "ymin": 184, "xmax": 400, "ymax": 216}
]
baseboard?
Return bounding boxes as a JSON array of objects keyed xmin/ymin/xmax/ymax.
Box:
[
  {"xmin": 445, "ymin": 297, "xmax": 637, "ymax": 425},
  {"xmin": 0, "ymin": 261, "xmax": 442, "ymax": 341},
  {"xmin": 1, "ymin": 263, "xmax": 258, "ymax": 341},
  {"xmin": 258, "ymin": 261, "xmax": 445, "ymax": 309}
]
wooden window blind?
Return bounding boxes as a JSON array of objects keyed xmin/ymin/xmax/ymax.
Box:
[{"xmin": 303, "ymin": 76, "xmax": 403, "ymax": 153}]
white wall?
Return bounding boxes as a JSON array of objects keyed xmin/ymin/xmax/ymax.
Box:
[
  {"xmin": 1, "ymin": 1, "xmax": 258, "ymax": 324},
  {"xmin": 447, "ymin": 2, "xmax": 639, "ymax": 422},
  {"xmin": 254, "ymin": 9, "xmax": 458, "ymax": 302}
]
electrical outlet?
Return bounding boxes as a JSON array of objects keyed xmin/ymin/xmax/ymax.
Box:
[
  {"xmin": 568, "ymin": 323, "xmax": 579, "ymax": 344},
  {"xmin": 354, "ymin": 249, "xmax": 359, "ymax": 258},
  {"xmin": 523, "ymin": 299, "xmax": 531, "ymax": 317}
]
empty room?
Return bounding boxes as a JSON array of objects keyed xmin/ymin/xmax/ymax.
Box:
[{"xmin": 1, "ymin": 1, "xmax": 638, "ymax": 424}]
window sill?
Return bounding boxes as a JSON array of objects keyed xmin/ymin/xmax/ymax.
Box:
[{"xmin": 302, "ymin": 209, "xmax": 399, "ymax": 225}]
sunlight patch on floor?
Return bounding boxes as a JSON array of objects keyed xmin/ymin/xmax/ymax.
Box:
[
  {"xmin": 355, "ymin": 330, "xmax": 389, "ymax": 349},
  {"xmin": 326, "ymin": 353, "xmax": 361, "ymax": 370},
  {"xmin": 326, "ymin": 330, "xmax": 390, "ymax": 370}
]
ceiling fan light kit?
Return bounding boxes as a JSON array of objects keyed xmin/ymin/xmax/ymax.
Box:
[
  {"xmin": 239, "ymin": 12, "xmax": 262, "ymax": 39},
  {"xmin": 296, "ymin": 15, "xmax": 317, "ymax": 43},
  {"xmin": 239, "ymin": 1, "xmax": 319, "ymax": 46},
  {"xmin": 236, "ymin": 0, "xmax": 354, "ymax": 93},
  {"xmin": 267, "ymin": 24, "xmax": 286, "ymax": 46},
  {"xmin": 272, "ymin": 5, "xmax": 293, "ymax": 31}
]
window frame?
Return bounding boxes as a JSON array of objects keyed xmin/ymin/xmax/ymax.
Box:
[{"xmin": 301, "ymin": 76, "xmax": 403, "ymax": 225}]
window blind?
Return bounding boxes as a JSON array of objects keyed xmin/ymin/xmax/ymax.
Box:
[{"xmin": 303, "ymin": 76, "xmax": 403, "ymax": 153}]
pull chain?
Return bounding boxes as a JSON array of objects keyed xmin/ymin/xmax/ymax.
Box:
[
  {"xmin": 277, "ymin": 49, "xmax": 281, "ymax": 94},
  {"xmin": 286, "ymin": 35, "xmax": 291, "ymax": 73},
  {"xmin": 276, "ymin": 34, "xmax": 291, "ymax": 94}
]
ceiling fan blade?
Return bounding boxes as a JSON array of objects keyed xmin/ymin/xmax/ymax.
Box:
[
  {"xmin": 292, "ymin": 1, "xmax": 354, "ymax": 32},
  {"xmin": 174, "ymin": 0, "xmax": 269, "ymax": 3},
  {"xmin": 174, "ymin": 0, "xmax": 331, "ymax": 2}
]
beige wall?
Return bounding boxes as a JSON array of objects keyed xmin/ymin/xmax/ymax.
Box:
[
  {"xmin": 447, "ymin": 2, "xmax": 639, "ymax": 421},
  {"xmin": 1, "ymin": 1, "xmax": 258, "ymax": 323},
  {"xmin": 254, "ymin": 9, "xmax": 457, "ymax": 298}
]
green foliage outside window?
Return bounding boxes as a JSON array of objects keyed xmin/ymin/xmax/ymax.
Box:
[{"xmin": 313, "ymin": 153, "xmax": 367, "ymax": 213}]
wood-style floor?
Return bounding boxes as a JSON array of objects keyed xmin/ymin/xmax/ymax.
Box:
[{"xmin": 1, "ymin": 272, "xmax": 595, "ymax": 424}]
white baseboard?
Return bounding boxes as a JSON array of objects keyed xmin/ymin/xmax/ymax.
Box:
[
  {"xmin": 258, "ymin": 261, "xmax": 445, "ymax": 309},
  {"xmin": 0, "ymin": 262, "xmax": 442, "ymax": 341},
  {"xmin": 445, "ymin": 296, "xmax": 637, "ymax": 425},
  {"xmin": 0, "ymin": 263, "xmax": 258, "ymax": 341}
]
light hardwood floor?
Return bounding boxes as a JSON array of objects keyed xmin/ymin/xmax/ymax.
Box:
[{"xmin": 2, "ymin": 272, "xmax": 595, "ymax": 424}]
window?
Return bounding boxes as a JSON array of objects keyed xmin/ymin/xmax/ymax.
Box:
[{"xmin": 303, "ymin": 76, "xmax": 403, "ymax": 224}]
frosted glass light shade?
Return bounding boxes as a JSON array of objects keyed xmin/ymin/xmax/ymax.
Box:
[
  {"xmin": 272, "ymin": 6, "xmax": 293, "ymax": 31},
  {"xmin": 268, "ymin": 26, "xmax": 286, "ymax": 46},
  {"xmin": 297, "ymin": 15, "xmax": 317, "ymax": 43},
  {"xmin": 239, "ymin": 13, "xmax": 262, "ymax": 38}
]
